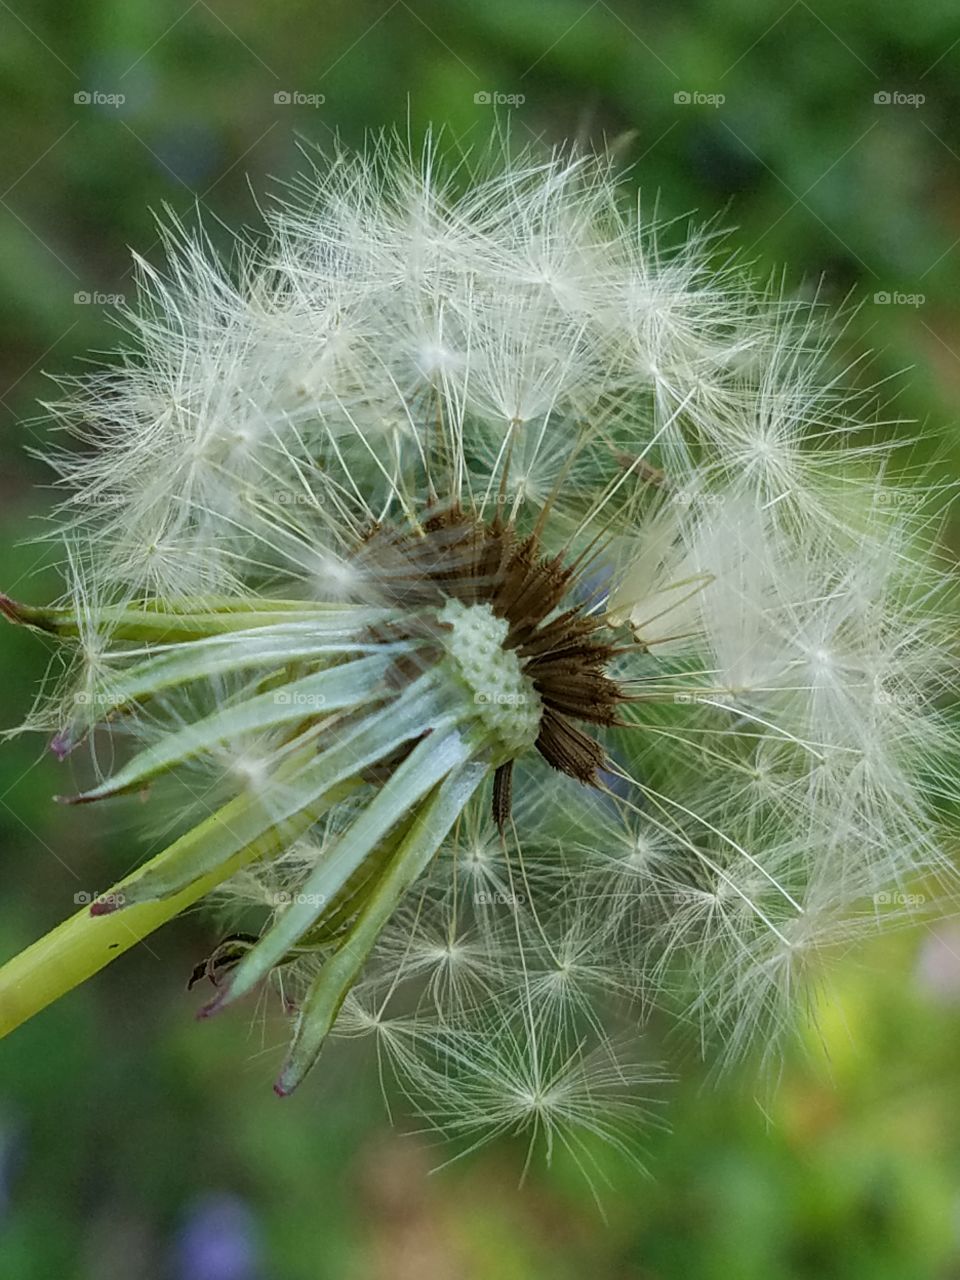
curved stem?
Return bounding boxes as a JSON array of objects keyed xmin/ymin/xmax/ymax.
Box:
[{"xmin": 0, "ymin": 777, "xmax": 356, "ymax": 1038}]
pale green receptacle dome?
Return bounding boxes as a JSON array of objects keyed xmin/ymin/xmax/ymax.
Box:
[{"xmin": 438, "ymin": 598, "xmax": 542, "ymax": 761}]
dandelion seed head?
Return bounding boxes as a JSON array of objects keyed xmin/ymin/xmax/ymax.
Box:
[{"xmin": 8, "ymin": 132, "xmax": 958, "ymax": 1168}]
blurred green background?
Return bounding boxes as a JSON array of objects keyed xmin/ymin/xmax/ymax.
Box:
[{"xmin": 2, "ymin": 2, "xmax": 960, "ymax": 1276}]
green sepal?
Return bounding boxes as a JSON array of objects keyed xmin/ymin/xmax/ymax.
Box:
[{"xmin": 275, "ymin": 758, "xmax": 487, "ymax": 1095}]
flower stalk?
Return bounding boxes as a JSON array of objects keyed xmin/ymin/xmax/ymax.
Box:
[{"xmin": 0, "ymin": 777, "xmax": 338, "ymax": 1037}]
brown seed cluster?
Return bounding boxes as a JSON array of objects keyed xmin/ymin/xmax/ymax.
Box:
[{"xmin": 355, "ymin": 507, "xmax": 624, "ymax": 828}]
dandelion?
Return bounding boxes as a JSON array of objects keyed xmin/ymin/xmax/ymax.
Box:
[{"xmin": 0, "ymin": 134, "xmax": 957, "ymax": 1164}]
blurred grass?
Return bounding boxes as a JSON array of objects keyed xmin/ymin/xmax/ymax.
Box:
[{"xmin": 2, "ymin": 1, "xmax": 960, "ymax": 1276}]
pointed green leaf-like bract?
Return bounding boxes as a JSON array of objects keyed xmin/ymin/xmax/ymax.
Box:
[
  {"xmin": 275, "ymin": 758, "xmax": 487, "ymax": 1094},
  {"xmin": 70, "ymin": 651, "xmax": 399, "ymax": 803},
  {"xmin": 103, "ymin": 677, "xmax": 450, "ymax": 911},
  {"xmin": 204, "ymin": 725, "xmax": 473, "ymax": 1016}
]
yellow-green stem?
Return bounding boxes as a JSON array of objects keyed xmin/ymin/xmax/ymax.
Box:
[{"xmin": 0, "ymin": 778, "xmax": 357, "ymax": 1038}]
